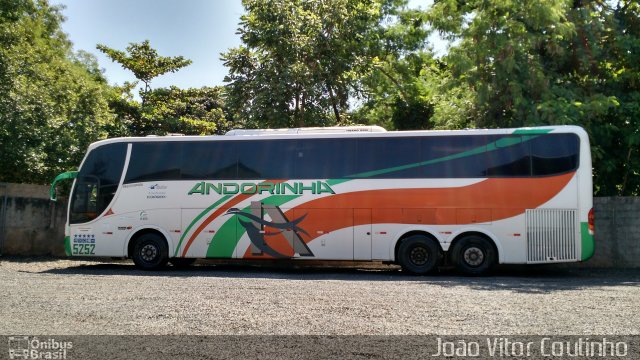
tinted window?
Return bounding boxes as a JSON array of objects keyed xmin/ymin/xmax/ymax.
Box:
[
  {"xmin": 125, "ymin": 142, "xmax": 182, "ymax": 183},
  {"xmin": 237, "ymin": 140, "xmax": 296, "ymax": 179},
  {"xmin": 78, "ymin": 143, "xmax": 128, "ymax": 186},
  {"xmin": 110, "ymin": 133, "xmax": 578, "ymax": 186},
  {"xmin": 354, "ymin": 137, "xmax": 422, "ymax": 178},
  {"xmin": 182, "ymin": 141, "xmax": 237, "ymax": 179},
  {"xmin": 485, "ymin": 136, "xmax": 531, "ymax": 176},
  {"xmin": 70, "ymin": 143, "xmax": 127, "ymax": 224},
  {"xmin": 530, "ymin": 134, "xmax": 579, "ymax": 175},
  {"xmin": 295, "ymin": 138, "xmax": 357, "ymax": 179},
  {"xmin": 421, "ymin": 136, "xmax": 489, "ymax": 178}
]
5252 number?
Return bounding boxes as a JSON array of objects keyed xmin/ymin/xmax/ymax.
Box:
[{"xmin": 72, "ymin": 244, "xmax": 95, "ymax": 255}]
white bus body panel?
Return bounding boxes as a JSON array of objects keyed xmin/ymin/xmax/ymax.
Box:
[{"xmin": 64, "ymin": 125, "xmax": 592, "ymax": 265}]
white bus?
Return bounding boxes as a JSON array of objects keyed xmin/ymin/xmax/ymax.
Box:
[{"xmin": 50, "ymin": 125, "xmax": 594, "ymax": 275}]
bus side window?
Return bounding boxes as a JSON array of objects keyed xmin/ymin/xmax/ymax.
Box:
[
  {"xmin": 484, "ymin": 136, "xmax": 532, "ymax": 177},
  {"xmin": 125, "ymin": 142, "xmax": 182, "ymax": 183},
  {"xmin": 237, "ymin": 139, "xmax": 296, "ymax": 180},
  {"xmin": 530, "ymin": 134, "xmax": 579, "ymax": 176},
  {"xmin": 182, "ymin": 141, "xmax": 238, "ymax": 180},
  {"xmin": 355, "ymin": 137, "xmax": 421, "ymax": 178},
  {"xmin": 295, "ymin": 139, "xmax": 357, "ymax": 179},
  {"xmin": 421, "ymin": 136, "xmax": 489, "ymax": 178}
]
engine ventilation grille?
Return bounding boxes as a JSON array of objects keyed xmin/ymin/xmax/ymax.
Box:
[{"xmin": 526, "ymin": 209, "xmax": 578, "ymax": 263}]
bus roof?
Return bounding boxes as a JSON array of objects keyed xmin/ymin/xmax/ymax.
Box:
[
  {"xmin": 85, "ymin": 125, "xmax": 589, "ymax": 151},
  {"xmin": 225, "ymin": 126, "xmax": 387, "ymax": 135}
]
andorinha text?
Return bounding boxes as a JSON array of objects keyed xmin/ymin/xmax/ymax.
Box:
[{"xmin": 188, "ymin": 181, "xmax": 336, "ymax": 195}]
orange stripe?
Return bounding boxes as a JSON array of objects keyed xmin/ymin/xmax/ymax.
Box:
[
  {"xmin": 241, "ymin": 173, "xmax": 574, "ymax": 258},
  {"xmin": 181, "ymin": 180, "xmax": 285, "ymax": 257},
  {"xmin": 289, "ymin": 173, "xmax": 573, "ymax": 212}
]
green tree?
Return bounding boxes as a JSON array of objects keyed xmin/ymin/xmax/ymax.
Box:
[
  {"xmin": 223, "ymin": 0, "xmax": 406, "ymax": 128},
  {"xmin": 423, "ymin": 0, "xmax": 640, "ymax": 195},
  {"xmin": 351, "ymin": 4, "xmax": 437, "ymax": 130},
  {"xmin": 0, "ymin": 0, "xmax": 114, "ymax": 184},
  {"xmin": 105, "ymin": 81, "xmax": 141, "ymax": 137},
  {"xmin": 587, "ymin": 0, "xmax": 640, "ymax": 196},
  {"xmin": 97, "ymin": 40, "xmax": 192, "ymax": 99},
  {"xmin": 105, "ymin": 83, "xmax": 231, "ymax": 137},
  {"xmin": 425, "ymin": 0, "xmax": 576, "ymax": 128},
  {"xmin": 139, "ymin": 86, "xmax": 230, "ymax": 135},
  {"xmin": 97, "ymin": 40, "xmax": 229, "ymax": 136},
  {"xmin": 354, "ymin": 52, "xmax": 438, "ymax": 130}
]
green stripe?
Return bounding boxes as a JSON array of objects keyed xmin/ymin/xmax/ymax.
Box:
[
  {"xmin": 346, "ymin": 145, "xmax": 488, "ymax": 179},
  {"xmin": 580, "ymin": 222, "xmax": 595, "ymax": 261},
  {"xmin": 326, "ymin": 178, "xmax": 349, "ymax": 186},
  {"xmin": 205, "ymin": 133, "xmax": 548, "ymax": 257},
  {"xmin": 345, "ymin": 134, "xmax": 535, "ymax": 179},
  {"xmin": 175, "ymin": 195, "xmax": 231, "ymax": 257},
  {"xmin": 64, "ymin": 236, "xmax": 72, "ymax": 256},
  {"xmin": 326, "ymin": 133, "xmax": 546, "ymax": 182},
  {"xmin": 261, "ymin": 195, "xmax": 300, "ymax": 206},
  {"xmin": 206, "ymin": 195, "xmax": 300, "ymax": 258},
  {"xmin": 512, "ymin": 128, "xmax": 553, "ymax": 135},
  {"xmin": 206, "ymin": 216, "xmax": 238, "ymax": 258}
]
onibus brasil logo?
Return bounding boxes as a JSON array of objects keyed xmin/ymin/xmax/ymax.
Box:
[
  {"xmin": 8, "ymin": 337, "xmax": 72, "ymax": 359},
  {"xmin": 226, "ymin": 201, "xmax": 314, "ymax": 258}
]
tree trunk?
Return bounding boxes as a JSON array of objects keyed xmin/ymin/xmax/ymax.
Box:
[
  {"xmin": 376, "ymin": 66, "xmax": 408, "ymax": 101},
  {"xmin": 326, "ymin": 82, "xmax": 341, "ymax": 123},
  {"xmin": 300, "ymin": 91, "xmax": 306, "ymax": 127}
]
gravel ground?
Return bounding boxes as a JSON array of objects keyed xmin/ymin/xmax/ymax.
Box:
[{"xmin": 0, "ymin": 257, "xmax": 639, "ymax": 335}]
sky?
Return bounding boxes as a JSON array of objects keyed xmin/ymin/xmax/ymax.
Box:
[{"xmin": 52, "ymin": 0, "xmax": 438, "ymax": 91}]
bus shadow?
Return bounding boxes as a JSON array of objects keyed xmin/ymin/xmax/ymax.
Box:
[
  {"xmin": 32, "ymin": 259, "xmax": 640, "ymax": 293},
  {"xmin": 37, "ymin": 261, "xmax": 405, "ymax": 282},
  {"xmin": 425, "ymin": 267, "xmax": 640, "ymax": 294}
]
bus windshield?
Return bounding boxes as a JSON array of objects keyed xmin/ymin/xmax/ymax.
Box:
[{"xmin": 70, "ymin": 143, "xmax": 127, "ymax": 224}]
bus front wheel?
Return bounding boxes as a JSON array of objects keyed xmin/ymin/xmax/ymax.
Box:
[
  {"xmin": 451, "ymin": 235, "xmax": 496, "ymax": 276},
  {"xmin": 397, "ymin": 235, "xmax": 442, "ymax": 275},
  {"xmin": 131, "ymin": 233, "xmax": 169, "ymax": 270}
]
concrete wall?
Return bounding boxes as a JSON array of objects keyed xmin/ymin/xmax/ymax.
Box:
[
  {"xmin": 585, "ymin": 197, "xmax": 640, "ymax": 268},
  {"xmin": 0, "ymin": 183, "xmax": 67, "ymax": 256},
  {"xmin": 0, "ymin": 183, "xmax": 638, "ymax": 268}
]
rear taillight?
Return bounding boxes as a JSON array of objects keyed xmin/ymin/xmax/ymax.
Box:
[{"xmin": 588, "ymin": 207, "xmax": 594, "ymax": 235}]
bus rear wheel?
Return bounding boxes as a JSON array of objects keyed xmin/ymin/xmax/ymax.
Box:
[
  {"xmin": 451, "ymin": 235, "xmax": 496, "ymax": 276},
  {"xmin": 397, "ymin": 235, "xmax": 442, "ymax": 275},
  {"xmin": 131, "ymin": 233, "xmax": 169, "ymax": 270}
]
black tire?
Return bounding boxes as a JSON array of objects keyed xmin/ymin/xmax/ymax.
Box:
[
  {"xmin": 397, "ymin": 235, "xmax": 442, "ymax": 275},
  {"xmin": 451, "ymin": 235, "xmax": 496, "ymax": 276},
  {"xmin": 131, "ymin": 233, "xmax": 169, "ymax": 270},
  {"xmin": 169, "ymin": 258, "xmax": 196, "ymax": 268}
]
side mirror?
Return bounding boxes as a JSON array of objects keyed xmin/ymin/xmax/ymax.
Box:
[{"xmin": 50, "ymin": 171, "xmax": 78, "ymax": 201}]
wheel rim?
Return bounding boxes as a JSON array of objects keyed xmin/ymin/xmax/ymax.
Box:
[
  {"xmin": 409, "ymin": 246, "xmax": 429, "ymax": 266},
  {"xmin": 463, "ymin": 246, "xmax": 484, "ymax": 267},
  {"xmin": 141, "ymin": 244, "xmax": 158, "ymax": 262}
]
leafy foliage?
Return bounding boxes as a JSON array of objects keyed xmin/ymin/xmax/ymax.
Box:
[
  {"xmin": 0, "ymin": 2, "xmax": 229, "ymax": 184},
  {"xmin": 1, "ymin": 0, "xmax": 638, "ymax": 195},
  {"xmin": 223, "ymin": 0, "xmax": 406, "ymax": 128},
  {"xmin": 97, "ymin": 41, "xmax": 229, "ymax": 137},
  {"xmin": 138, "ymin": 86, "xmax": 230, "ymax": 135},
  {"xmin": 97, "ymin": 40, "xmax": 192, "ymax": 97},
  {"xmin": 0, "ymin": 0, "xmax": 114, "ymax": 184},
  {"xmin": 422, "ymin": 0, "xmax": 640, "ymax": 195},
  {"xmin": 106, "ymin": 83, "xmax": 230, "ymax": 137},
  {"xmin": 352, "ymin": 4, "xmax": 437, "ymax": 130}
]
